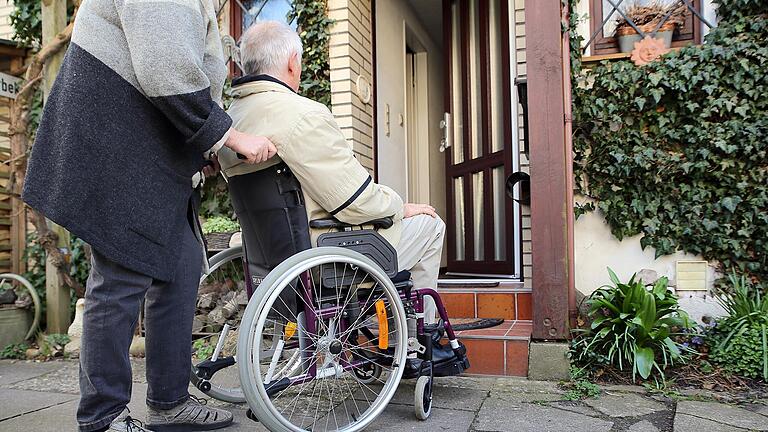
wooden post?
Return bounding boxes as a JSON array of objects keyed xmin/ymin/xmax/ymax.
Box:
[
  {"xmin": 525, "ymin": 0, "xmax": 575, "ymax": 340},
  {"xmin": 10, "ymin": 54, "xmax": 26, "ymax": 277},
  {"xmin": 42, "ymin": 0, "xmax": 71, "ymax": 334}
]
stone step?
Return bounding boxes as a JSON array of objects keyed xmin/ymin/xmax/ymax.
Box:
[
  {"xmin": 439, "ymin": 290, "xmax": 532, "ymax": 321},
  {"xmin": 446, "ymin": 319, "xmax": 531, "ymax": 377}
]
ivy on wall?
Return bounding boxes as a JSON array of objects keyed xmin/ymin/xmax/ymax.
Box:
[
  {"xmin": 10, "ymin": 0, "xmax": 42, "ymax": 47},
  {"xmin": 288, "ymin": 0, "xmax": 334, "ymax": 107},
  {"xmin": 571, "ymin": 0, "xmax": 768, "ymax": 287}
]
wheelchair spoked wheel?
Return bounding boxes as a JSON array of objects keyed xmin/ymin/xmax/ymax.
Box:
[
  {"xmin": 190, "ymin": 246, "xmax": 246, "ymax": 403},
  {"xmin": 239, "ymin": 247, "xmax": 408, "ymax": 432}
]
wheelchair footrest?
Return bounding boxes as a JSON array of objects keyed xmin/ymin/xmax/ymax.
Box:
[
  {"xmin": 403, "ymin": 341, "xmax": 470, "ymax": 379},
  {"xmin": 433, "ymin": 352, "xmax": 470, "ymax": 377}
]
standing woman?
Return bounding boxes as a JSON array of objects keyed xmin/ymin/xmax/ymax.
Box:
[{"xmin": 22, "ymin": 0, "xmax": 275, "ymax": 430}]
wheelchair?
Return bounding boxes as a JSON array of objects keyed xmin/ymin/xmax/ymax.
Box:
[{"xmin": 199, "ymin": 164, "xmax": 470, "ymax": 432}]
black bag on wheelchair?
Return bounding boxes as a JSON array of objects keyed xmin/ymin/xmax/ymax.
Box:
[{"xmin": 228, "ymin": 164, "xmax": 311, "ymax": 317}]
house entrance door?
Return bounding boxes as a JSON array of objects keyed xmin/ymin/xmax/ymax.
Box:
[{"xmin": 443, "ymin": 0, "xmax": 521, "ymax": 277}]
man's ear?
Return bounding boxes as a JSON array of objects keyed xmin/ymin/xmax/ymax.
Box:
[{"xmin": 288, "ymin": 52, "xmax": 300, "ymax": 74}]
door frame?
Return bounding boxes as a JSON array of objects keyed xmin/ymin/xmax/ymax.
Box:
[{"xmin": 404, "ymin": 37, "xmax": 431, "ymax": 204}]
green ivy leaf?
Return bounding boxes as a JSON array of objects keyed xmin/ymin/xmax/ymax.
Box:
[{"xmin": 721, "ymin": 196, "xmax": 742, "ymax": 213}]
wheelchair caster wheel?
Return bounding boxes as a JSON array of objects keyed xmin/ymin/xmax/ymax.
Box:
[
  {"xmin": 414, "ymin": 375, "xmax": 433, "ymax": 420},
  {"xmin": 196, "ymin": 379, "xmax": 212, "ymax": 392},
  {"xmin": 353, "ymin": 362, "xmax": 382, "ymax": 385}
]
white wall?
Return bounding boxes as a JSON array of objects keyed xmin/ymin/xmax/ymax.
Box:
[
  {"xmin": 374, "ymin": 0, "xmax": 446, "ymax": 220},
  {"xmin": 574, "ymin": 196, "xmax": 725, "ymax": 323}
]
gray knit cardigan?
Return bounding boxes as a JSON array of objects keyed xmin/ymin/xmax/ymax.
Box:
[{"xmin": 23, "ymin": 0, "xmax": 232, "ymax": 280}]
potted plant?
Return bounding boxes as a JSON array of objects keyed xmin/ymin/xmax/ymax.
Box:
[
  {"xmin": 202, "ymin": 216, "xmax": 241, "ymax": 252},
  {"xmin": 614, "ymin": 2, "xmax": 687, "ymax": 53},
  {"xmin": 0, "ymin": 274, "xmax": 41, "ymax": 351}
]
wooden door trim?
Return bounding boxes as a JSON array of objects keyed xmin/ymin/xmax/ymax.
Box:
[
  {"xmin": 526, "ymin": 0, "xmax": 574, "ymax": 340},
  {"xmin": 443, "ymin": 0, "xmax": 456, "ymax": 268}
]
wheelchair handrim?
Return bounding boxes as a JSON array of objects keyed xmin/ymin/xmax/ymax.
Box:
[{"xmin": 238, "ymin": 247, "xmax": 408, "ymax": 432}]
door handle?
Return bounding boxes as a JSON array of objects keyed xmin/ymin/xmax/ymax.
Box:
[{"xmin": 439, "ymin": 112, "xmax": 452, "ymax": 153}]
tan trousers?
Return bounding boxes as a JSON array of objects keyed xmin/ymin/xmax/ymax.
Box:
[{"xmin": 396, "ymin": 214, "xmax": 446, "ymax": 324}]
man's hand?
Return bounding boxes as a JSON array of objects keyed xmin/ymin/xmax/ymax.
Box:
[
  {"xmin": 202, "ymin": 154, "xmax": 221, "ymax": 177},
  {"xmin": 225, "ymin": 129, "xmax": 278, "ymax": 164},
  {"xmin": 403, "ymin": 203, "xmax": 437, "ymax": 219}
]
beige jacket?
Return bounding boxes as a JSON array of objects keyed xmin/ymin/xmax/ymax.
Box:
[{"xmin": 218, "ymin": 78, "xmax": 404, "ymax": 247}]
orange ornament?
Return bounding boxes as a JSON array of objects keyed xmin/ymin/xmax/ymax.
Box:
[{"xmin": 630, "ymin": 36, "xmax": 671, "ymax": 66}]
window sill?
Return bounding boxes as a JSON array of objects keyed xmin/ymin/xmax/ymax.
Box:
[
  {"xmin": 582, "ymin": 52, "xmax": 631, "ymax": 63},
  {"xmin": 582, "ymin": 45, "xmax": 698, "ymax": 65}
]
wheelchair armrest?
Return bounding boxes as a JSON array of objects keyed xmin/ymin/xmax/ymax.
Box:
[{"xmin": 309, "ymin": 216, "xmax": 394, "ymax": 230}]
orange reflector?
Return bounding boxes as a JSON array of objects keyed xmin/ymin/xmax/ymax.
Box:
[
  {"xmin": 285, "ymin": 322, "xmax": 297, "ymax": 340},
  {"xmin": 375, "ymin": 300, "xmax": 388, "ymax": 349}
]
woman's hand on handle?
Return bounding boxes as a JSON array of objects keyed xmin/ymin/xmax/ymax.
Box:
[{"xmin": 224, "ymin": 129, "xmax": 278, "ymax": 164}]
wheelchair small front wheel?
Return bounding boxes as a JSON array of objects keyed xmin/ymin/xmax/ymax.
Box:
[
  {"xmin": 414, "ymin": 375, "xmax": 433, "ymax": 420},
  {"xmin": 238, "ymin": 247, "xmax": 408, "ymax": 432}
]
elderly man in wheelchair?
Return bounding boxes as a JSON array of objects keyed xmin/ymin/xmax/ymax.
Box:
[{"xmin": 216, "ymin": 20, "xmax": 470, "ymax": 431}]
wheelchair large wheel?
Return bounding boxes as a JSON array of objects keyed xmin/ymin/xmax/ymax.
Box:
[
  {"xmin": 239, "ymin": 247, "xmax": 408, "ymax": 432},
  {"xmin": 189, "ymin": 246, "xmax": 246, "ymax": 403}
]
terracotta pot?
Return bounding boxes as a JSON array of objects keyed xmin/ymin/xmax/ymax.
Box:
[{"xmin": 616, "ymin": 22, "xmax": 676, "ymax": 53}]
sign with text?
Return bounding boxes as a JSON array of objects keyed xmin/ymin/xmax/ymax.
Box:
[{"xmin": 0, "ymin": 72, "xmax": 22, "ymax": 99}]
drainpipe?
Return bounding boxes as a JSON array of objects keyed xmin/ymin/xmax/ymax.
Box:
[{"xmin": 561, "ymin": 2, "xmax": 578, "ymax": 330}]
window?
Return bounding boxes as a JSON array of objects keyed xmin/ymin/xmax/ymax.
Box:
[
  {"xmin": 230, "ymin": 0, "xmax": 296, "ymax": 43},
  {"xmin": 587, "ymin": 0, "xmax": 703, "ymax": 56}
]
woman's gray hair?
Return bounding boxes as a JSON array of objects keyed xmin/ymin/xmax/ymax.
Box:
[{"xmin": 240, "ymin": 21, "xmax": 303, "ymax": 76}]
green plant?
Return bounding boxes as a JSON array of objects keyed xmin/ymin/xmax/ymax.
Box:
[
  {"xmin": 288, "ymin": 0, "xmax": 334, "ymax": 107},
  {"xmin": 0, "ymin": 342, "xmax": 29, "ymax": 359},
  {"xmin": 35, "ymin": 333, "xmax": 70, "ymax": 358},
  {"xmin": 571, "ymin": 269, "xmax": 693, "ymax": 381},
  {"xmin": 10, "ymin": 0, "xmax": 76, "ymax": 47},
  {"xmin": 564, "ymin": 379, "xmax": 601, "ymax": 401},
  {"xmin": 708, "ymin": 272, "xmax": 768, "ymax": 380},
  {"xmin": 201, "ymin": 216, "xmax": 240, "ymax": 235},
  {"xmin": 9, "ymin": 0, "xmax": 41, "ymax": 47},
  {"xmin": 561, "ymin": 366, "xmax": 601, "ymax": 400},
  {"xmin": 708, "ymin": 321, "xmax": 765, "ymax": 380},
  {"xmin": 570, "ymin": 0, "xmax": 768, "ymax": 288},
  {"xmin": 22, "ymin": 232, "xmax": 91, "ymax": 329},
  {"xmin": 192, "ymin": 338, "xmax": 215, "ymax": 361}
]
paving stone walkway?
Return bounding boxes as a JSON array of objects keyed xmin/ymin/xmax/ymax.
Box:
[{"xmin": 1, "ymin": 359, "xmax": 766, "ymax": 431}]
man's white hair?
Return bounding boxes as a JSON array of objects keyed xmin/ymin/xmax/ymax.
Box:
[{"xmin": 240, "ymin": 20, "xmax": 303, "ymax": 76}]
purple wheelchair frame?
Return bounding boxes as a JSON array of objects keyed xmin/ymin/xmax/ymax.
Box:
[{"xmin": 242, "ymin": 255, "xmax": 462, "ymax": 390}]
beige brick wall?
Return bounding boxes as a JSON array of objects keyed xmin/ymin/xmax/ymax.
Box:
[
  {"xmin": 0, "ymin": 0, "xmax": 15, "ymax": 40},
  {"xmin": 327, "ymin": 0, "xmax": 375, "ymax": 173}
]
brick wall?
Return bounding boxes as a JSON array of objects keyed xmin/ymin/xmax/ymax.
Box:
[
  {"xmin": 327, "ymin": 0, "xmax": 376, "ymax": 173},
  {"xmin": 0, "ymin": 0, "xmax": 14, "ymax": 40}
]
